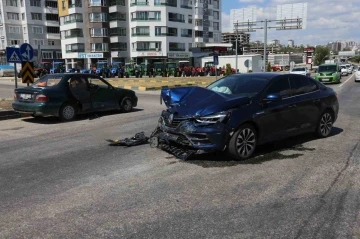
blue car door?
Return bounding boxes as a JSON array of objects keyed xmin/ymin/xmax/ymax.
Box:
[
  {"xmin": 256, "ymin": 76, "xmax": 299, "ymax": 142},
  {"xmin": 288, "ymin": 75, "xmax": 321, "ymax": 132}
]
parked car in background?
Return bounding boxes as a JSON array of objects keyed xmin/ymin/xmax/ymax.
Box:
[
  {"xmin": 315, "ymin": 64, "xmax": 341, "ymax": 83},
  {"xmin": 355, "ymin": 68, "xmax": 360, "ymax": 82},
  {"xmin": 12, "ymin": 73, "xmax": 138, "ymax": 121},
  {"xmin": 290, "ymin": 67, "xmax": 311, "ymax": 76},
  {"xmin": 157, "ymin": 73, "xmax": 339, "ymax": 160}
]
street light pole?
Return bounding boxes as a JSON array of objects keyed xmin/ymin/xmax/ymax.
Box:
[
  {"xmin": 263, "ymin": 19, "xmax": 268, "ymax": 72},
  {"xmin": 235, "ymin": 20, "xmax": 238, "ymax": 73}
]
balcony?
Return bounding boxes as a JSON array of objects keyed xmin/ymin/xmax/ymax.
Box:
[
  {"xmin": 64, "ymin": 18, "xmax": 83, "ymax": 24},
  {"xmin": 66, "ymin": 49, "xmax": 85, "ymax": 53},
  {"xmin": 131, "ymin": 17, "xmax": 161, "ymax": 21},
  {"xmin": 154, "ymin": 0, "xmax": 177, "ymax": 7},
  {"xmin": 65, "ymin": 33, "xmax": 83, "ymax": 39},
  {"xmin": 130, "ymin": 0, "xmax": 149, "ymax": 6},
  {"xmin": 135, "ymin": 48, "xmax": 161, "ymax": 51},
  {"xmin": 131, "ymin": 33, "xmax": 150, "ymax": 36}
]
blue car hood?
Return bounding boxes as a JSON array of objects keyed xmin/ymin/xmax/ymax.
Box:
[{"xmin": 161, "ymin": 86, "xmax": 250, "ymax": 117}]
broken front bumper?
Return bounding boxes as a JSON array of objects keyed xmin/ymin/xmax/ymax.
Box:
[{"xmin": 153, "ymin": 112, "xmax": 232, "ymax": 154}]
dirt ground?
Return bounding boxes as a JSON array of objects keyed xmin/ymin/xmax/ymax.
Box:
[{"xmin": 0, "ymin": 100, "xmax": 13, "ymax": 111}]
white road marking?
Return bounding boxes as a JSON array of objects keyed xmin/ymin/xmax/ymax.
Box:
[{"xmin": 339, "ymin": 73, "xmax": 355, "ymax": 87}]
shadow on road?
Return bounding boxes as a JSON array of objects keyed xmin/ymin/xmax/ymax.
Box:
[
  {"xmin": 21, "ymin": 108, "xmax": 144, "ymax": 124},
  {"xmin": 183, "ymin": 127, "xmax": 344, "ymax": 168}
]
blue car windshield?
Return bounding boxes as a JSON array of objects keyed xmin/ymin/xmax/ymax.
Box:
[{"xmin": 206, "ymin": 74, "xmax": 269, "ymax": 97}]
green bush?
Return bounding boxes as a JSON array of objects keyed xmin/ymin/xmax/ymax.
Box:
[
  {"xmin": 225, "ymin": 64, "xmax": 232, "ymax": 76},
  {"xmin": 248, "ymin": 70, "xmax": 253, "ymax": 73}
]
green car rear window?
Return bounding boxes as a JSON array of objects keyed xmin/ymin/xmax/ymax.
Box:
[{"xmin": 32, "ymin": 75, "xmax": 63, "ymax": 87}]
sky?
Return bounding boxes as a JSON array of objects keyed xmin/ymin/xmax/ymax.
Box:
[{"xmin": 221, "ymin": 0, "xmax": 360, "ymax": 46}]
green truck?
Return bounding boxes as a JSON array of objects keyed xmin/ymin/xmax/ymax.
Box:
[{"xmin": 314, "ymin": 63, "xmax": 341, "ymax": 83}]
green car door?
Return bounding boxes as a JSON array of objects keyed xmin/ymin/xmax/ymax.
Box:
[{"xmin": 87, "ymin": 76, "xmax": 118, "ymax": 111}]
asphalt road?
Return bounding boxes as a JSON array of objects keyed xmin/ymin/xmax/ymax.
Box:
[{"xmin": 0, "ymin": 74, "xmax": 359, "ymax": 238}]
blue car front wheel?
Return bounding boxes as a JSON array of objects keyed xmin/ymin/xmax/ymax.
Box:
[{"xmin": 228, "ymin": 124, "xmax": 257, "ymax": 160}]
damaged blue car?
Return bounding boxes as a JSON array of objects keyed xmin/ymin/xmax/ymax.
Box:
[{"xmin": 154, "ymin": 72, "xmax": 339, "ymax": 160}]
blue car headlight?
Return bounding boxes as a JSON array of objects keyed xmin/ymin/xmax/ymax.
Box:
[{"xmin": 195, "ymin": 111, "xmax": 231, "ymax": 124}]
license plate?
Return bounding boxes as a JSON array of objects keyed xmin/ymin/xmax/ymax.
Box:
[
  {"xmin": 322, "ymin": 79, "xmax": 329, "ymax": 82},
  {"xmin": 20, "ymin": 94, "xmax": 32, "ymax": 99}
]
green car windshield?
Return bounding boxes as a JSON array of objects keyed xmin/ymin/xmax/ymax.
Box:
[
  {"xmin": 318, "ymin": 65, "xmax": 337, "ymax": 72},
  {"xmin": 32, "ymin": 75, "xmax": 63, "ymax": 88}
]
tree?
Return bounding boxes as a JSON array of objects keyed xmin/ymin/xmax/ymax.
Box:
[
  {"xmin": 266, "ymin": 62, "xmax": 272, "ymax": 72},
  {"xmin": 314, "ymin": 46, "xmax": 330, "ymax": 66},
  {"xmin": 343, "ymin": 47, "xmax": 352, "ymax": 51}
]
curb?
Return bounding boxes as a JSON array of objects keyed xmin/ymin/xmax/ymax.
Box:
[{"xmin": 0, "ymin": 110, "xmax": 31, "ymax": 121}]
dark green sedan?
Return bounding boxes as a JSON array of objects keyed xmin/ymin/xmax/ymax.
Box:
[{"xmin": 12, "ymin": 73, "xmax": 138, "ymax": 121}]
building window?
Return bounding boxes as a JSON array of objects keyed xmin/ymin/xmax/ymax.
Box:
[
  {"xmin": 34, "ymin": 39, "xmax": 44, "ymax": 45},
  {"xmin": 42, "ymin": 52, "xmax": 53, "ymax": 59},
  {"xmin": 154, "ymin": 0, "xmax": 176, "ymax": 7},
  {"xmin": 48, "ymin": 40, "xmax": 55, "ymax": 45},
  {"xmin": 46, "ymin": 14, "xmax": 59, "ymax": 21},
  {"xmin": 89, "ymin": 0, "xmax": 107, "ymax": 7},
  {"xmin": 56, "ymin": 52, "xmax": 62, "ymax": 59},
  {"xmin": 90, "ymin": 43, "xmax": 109, "ymax": 52},
  {"xmin": 213, "ymin": 0, "xmax": 219, "ymax": 9},
  {"xmin": 6, "ymin": 0, "xmax": 18, "ymax": 7},
  {"xmin": 47, "ymin": 26, "xmax": 60, "ymax": 34},
  {"xmin": 168, "ymin": 13, "xmax": 184, "ymax": 22},
  {"xmin": 131, "ymin": 11, "xmax": 160, "ymax": 21},
  {"xmin": 45, "ymin": 1, "xmax": 58, "ymax": 8},
  {"xmin": 188, "ymin": 15, "xmax": 192, "ymax": 24},
  {"xmin": 20, "ymin": 0, "xmax": 23, "ymax": 7},
  {"xmin": 89, "ymin": 13, "xmax": 108, "ymax": 22},
  {"xmin": 134, "ymin": 41, "xmax": 161, "ymax": 51},
  {"xmin": 110, "ymin": 42, "xmax": 127, "ymax": 51},
  {"xmin": 32, "ymin": 26, "xmax": 43, "ymax": 34},
  {"xmin": 109, "ymin": 12, "xmax": 126, "ymax": 21},
  {"xmin": 65, "ymin": 43, "xmax": 85, "ymax": 53},
  {"xmin": 7, "ymin": 12, "xmax": 19, "ymax": 20},
  {"xmin": 30, "ymin": 0, "xmax": 41, "ymax": 7},
  {"xmin": 61, "ymin": 1, "xmax": 65, "ymax": 9},
  {"xmin": 213, "ymin": 22, "xmax": 219, "ymax": 31},
  {"xmin": 169, "ymin": 42, "xmax": 185, "ymax": 51},
  {"xmin": 23, "ymin": 27, "xmax": 26, "ymax": 34},
  {"xmin": 195, "ymin": 19, "xmax": 202, "ymax": 26},
  {"xmin": 10, "ymin": 39, "xmax": 21, "ymax": 45},
  {"xmin": 109, "ymin": 27, "xmax": 126, "ymax": 36},
  {"xmin": 131, "ymin": 26, "xmax": 150, "ymax": 36},
  {"xmin": 31, "ymin": 13, "xmax": 42, "ymax": 20},
  {"xmin": 213, "ymin": 11, "xmax": 219, "ymax": 20},
  {"xmin": 181, "ymin": 29, "xmax": 192, "ymax": 37},
  {"xmin": 214, "ymin": 33, "xmax": 220, "ymax": 42},
  {"xmin": 9, "ymin": 26, "xmax": 21, "ymax": 34},
  {"xmin": 21, "ymin": 13, "xmax": 25, "ymax": 20},
  {"xmin": 61, "ymin": 14, "xmax": 83, "ymax": 25},
  {"xmin": 90, "ymin": 28, "xmax": 108, "ymax": 37}
]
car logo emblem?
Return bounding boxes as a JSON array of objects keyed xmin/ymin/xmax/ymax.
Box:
[{"xmin": 168, "ymin": 114, "xmax": 174, "ymax": 124}]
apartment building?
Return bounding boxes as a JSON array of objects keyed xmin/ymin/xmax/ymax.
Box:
[
  {"xmin": 0, "ymin": 0, "xmax": 62, "ymax": 62},
  {"xmin": 58, "ymin": 0, "xmax": 222, "ymax": 70}
]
